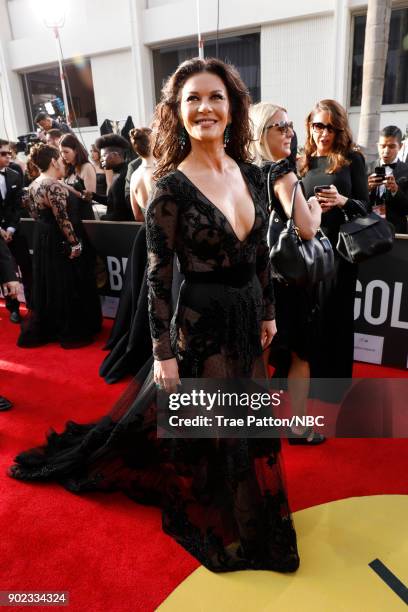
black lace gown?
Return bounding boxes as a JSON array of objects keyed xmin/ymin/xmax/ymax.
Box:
[
  {"xmin": 17, "ymin": 179, "xmax": 102, "ymax": 348},
  {"xmin": 9, "ymin": 164, "xmax": 299, "ymax": 573}
]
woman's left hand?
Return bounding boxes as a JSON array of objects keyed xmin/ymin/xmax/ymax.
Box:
[
  {"xmin": 316, "ymin": 184, "xmax": 347, "ymax": 210},
  {"xmin": 260, "ymin": 319, "xmax": 277, "ymax": 350}
]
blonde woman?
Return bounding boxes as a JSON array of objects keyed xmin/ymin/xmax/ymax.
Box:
[{"xmin": 250, "ymin": 102, "xmax": 324, "ymax": 444}]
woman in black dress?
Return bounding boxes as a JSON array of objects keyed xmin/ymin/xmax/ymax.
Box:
[
  {"xmin": 60, "ymin": 134, "xmax": 95, "ymax": 221},
  {"xmin": 250, "ymin": 102, "xmax": 323, "ymax": 444},
  {"xmin": 90, "ymin": 143, "xmax": 108, "ymax": 196},
  {"xmin": 10, "ymin": 59, "xmax": 299, "ymax": 573},
  {"xmin": 17, "ymin": 144, "xmax": 101, "ymax": 348},
  {"xmin": 100, "ymin": 128, "xmax": 155, "ymax": 383},
  {"xmin": 300, "ymin": 99, "xmax": 369, "ymax": 379}
]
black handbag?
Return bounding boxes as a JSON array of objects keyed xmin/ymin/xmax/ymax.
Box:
[
  {"xmin": 267, "ymin": 169, "xmax": 335, "ymax": 287},
  {"xmin": 336, "ymin": 210, "xmax": 395, "ymax": 264}
]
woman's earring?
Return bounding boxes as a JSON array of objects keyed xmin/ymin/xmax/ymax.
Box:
[
  {"xmin": 179, "ymin": 127, "xmax": 188, "ymax": 150},
  {"xmin": 223, "ymin": 124, "xmax": 232, "ymax": 148}
]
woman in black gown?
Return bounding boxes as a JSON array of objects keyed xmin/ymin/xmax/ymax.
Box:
[
  {"xmin": 300, "ymin": 100, "xmax": 369, "ymax": 380},
  {"xmin": 100, "ymin": 128, "xmax": 155, "ymax": 383},
  {"xmin": 59, "ymin": 134, "xmax": 96, "ymax": 221},
  {"xmin": 9, "ymin": 59, "xmax": 299, "ymax": 573},
  {"xmin": 17, "ymin": 144, "xmax": 102, "ymax": 348}
]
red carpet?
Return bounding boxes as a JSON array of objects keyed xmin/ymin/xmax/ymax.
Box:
[{"xmin": 1, "ymin": 304, "xmax": 407, "ymax": 611}]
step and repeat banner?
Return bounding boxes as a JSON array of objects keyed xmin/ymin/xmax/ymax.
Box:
[
  {"xmin": 19, "ymin": 219, "xmax": 408, "ymax": 370},
  {"xmin": 353, "ymin": 236, "xmax": 408, "ymax": 369}
]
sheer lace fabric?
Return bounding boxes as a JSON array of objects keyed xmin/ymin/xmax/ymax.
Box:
[{"xmin": 10, "ymin": 164, "xmax": 299, "ymax": 573}]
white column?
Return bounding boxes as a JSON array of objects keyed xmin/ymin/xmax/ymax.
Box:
[
  {"xmin": 0, "ymin": 0, "xmax": 28, "ymax": 139},
  {"xmin": 333, "ymin": 0, "xmax": 351, "ymax": 106},
  {"xmin": 128, "ymin": 0, "xmax": 156, "ymax": 126}
]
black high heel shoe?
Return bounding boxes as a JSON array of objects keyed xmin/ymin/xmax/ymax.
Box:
[{"xmin": 287, "ymin": 426, "xmax": 325, "ymax": 445}]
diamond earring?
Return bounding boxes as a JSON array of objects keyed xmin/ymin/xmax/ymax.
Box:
[
  {"xmin": 179, "ymin": 127, "xmax": 188, "ymax": 149},
  {"xmin": 223, "ymin": 124, "xmax": 232, "ymax": 148}
]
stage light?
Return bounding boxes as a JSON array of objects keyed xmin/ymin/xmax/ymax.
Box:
[
  {"xmin": 38, "ymin": 0, "xmax": 67, "ymax": 29},
  {"xmin": 35, "ymin": 0, "xmax": 70, "ymax": 124}
]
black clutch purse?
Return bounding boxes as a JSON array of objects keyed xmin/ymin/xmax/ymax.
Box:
[
  {"xmin": 267, "ymin": 171, "xmax": 335, "ymax": 287},
  {"xmin": 336, "ymin": 210, "xmax": 395, "ymax": 264}
]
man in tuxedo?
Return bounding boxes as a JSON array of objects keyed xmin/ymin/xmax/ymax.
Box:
[
  {"xmin": 0, "ymin": 139, "xmax": 32, "ymax": 322},
  {"xmin": 0, "ymin": 235, "xmax": 19, "ymax": 410},
  {"xmin": 367, "ymin": 125, "xmax": 408, "ymax": 233}
]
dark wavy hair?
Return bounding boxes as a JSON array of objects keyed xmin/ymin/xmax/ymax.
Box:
[
  {"xmin": 299, "ymin": 99, "xmax": 357, "ymax": 176},
  {"xmin": 29, "ymin": 143, "xmax": 59, "ymax": 172},
  {"xmin": 153, "ymin": 57, "xmax": 252, "ymax": 179},
  {"xmin": 59, "ymin": 133, "xmax": 89, "ymax": 170}
]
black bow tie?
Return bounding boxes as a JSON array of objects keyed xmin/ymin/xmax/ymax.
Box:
[{"xmin": 385, "ymin": 163, "xmax": 397, "ymax": 169}]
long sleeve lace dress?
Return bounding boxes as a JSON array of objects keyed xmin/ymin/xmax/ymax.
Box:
[{"xmin": 9, "ymin": 164, "xmax": 299, "ymax": 573}]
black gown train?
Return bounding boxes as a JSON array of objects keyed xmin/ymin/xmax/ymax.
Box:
[
  {"xmin": 99, "ymin": 225, "xmax": 152, "ymax": 383},
  {"xmin": 10, "ymin": 165, "xmax": 299, "ymax": 573}
]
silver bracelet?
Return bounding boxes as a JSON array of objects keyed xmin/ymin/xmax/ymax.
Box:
[{"xmin": 71, "ymin": 242, "xmax": 82, "ymax": 253}]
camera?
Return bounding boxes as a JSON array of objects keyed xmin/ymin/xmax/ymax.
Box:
[{"xmin": 16, "ymin": 133, "xmax": 41, "ymax": 155}]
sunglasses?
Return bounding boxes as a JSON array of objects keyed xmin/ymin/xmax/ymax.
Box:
[
  {"xmin": 265, "ymin": 121, "xmax": 294, "ymax": 135},
  {"xmin": 0, "ymin": 151, "xmax": 12, "ymax": 157},
  {"xmin": 312, "ymin": 122, "xmax": 341, "ymax": 134}
]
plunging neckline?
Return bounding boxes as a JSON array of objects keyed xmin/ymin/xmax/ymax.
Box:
[{"xmin": 175, "ymin": 167, "xmax": 257, "ymax": 243}]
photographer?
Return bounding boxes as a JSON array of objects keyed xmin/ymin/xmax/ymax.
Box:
[
  {"xmin": 34, "ymin": 112, "xmax": 73, "ymax": 138},
  {"xmin": 367, "ymin": 125, "xmax": 408, "ymax": 233},
  {"xmin": 45, "ymin": 129, "xmax": 63, "ymax": 148}
]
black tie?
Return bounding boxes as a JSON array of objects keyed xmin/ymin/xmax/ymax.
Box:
[{"xmin": 385, "ymin": 163, "xmax": 397, "ymax": 170}]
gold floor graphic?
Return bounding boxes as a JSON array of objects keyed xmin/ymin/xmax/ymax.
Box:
[{"xmin": 159, "ymin": 496, "xmax": 408, "ymax": 612}]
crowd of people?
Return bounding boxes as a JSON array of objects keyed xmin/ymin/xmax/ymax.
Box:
[{"xmin": 1, "ymin": 56, "xmax": 407, "ymax": 574}]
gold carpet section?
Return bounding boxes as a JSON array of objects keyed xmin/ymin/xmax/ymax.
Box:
[{"xmin": 159, "ymin": 496, "xmax": 408, "ymax": 612}]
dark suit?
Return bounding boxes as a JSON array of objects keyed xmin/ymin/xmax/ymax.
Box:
[
  {"xmin": 0, "ymin": 235, "xmax": 17, "ymax": 284},
  {"xmin": 0, "ymin": 166, "xmax": 32, "ymax": 308},
  {"xmin": 367, "ymin": 159, "xmax": 408, "ymax": 233}
]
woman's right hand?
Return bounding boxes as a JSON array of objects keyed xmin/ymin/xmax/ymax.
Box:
[{"xmin": 154, "ymin": 357, "xmax": 180, "ymax": 394}]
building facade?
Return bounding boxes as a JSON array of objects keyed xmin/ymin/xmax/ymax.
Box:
[{"xmin": 1, "ymin": 0, "xmax": 408, "ymax": 148}]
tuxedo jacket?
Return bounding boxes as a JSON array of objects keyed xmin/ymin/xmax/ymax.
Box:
[
  {"xmin": 0, "ymin": 166, "xmax": 23, "ymax": 231},
  {"xmin": 367, "ymin": 159, "xmax": 408, "ymax": 233},
  {"xmin": 0, "ymin": 235, "xmax": 17, "ymax": 284}
]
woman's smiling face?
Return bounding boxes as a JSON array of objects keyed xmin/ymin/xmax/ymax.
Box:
[{"xmin": 179, "ymin": 72, "xmax": 231, "ymax": 145}]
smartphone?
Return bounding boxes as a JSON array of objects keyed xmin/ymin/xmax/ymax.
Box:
[
  {"xmin": 314, "ymin": 185, "xmax": 331, "ymax": 194},
  {"xmin": 375, "ymin": 166, "xmax": 386, "ymax": 177}
]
